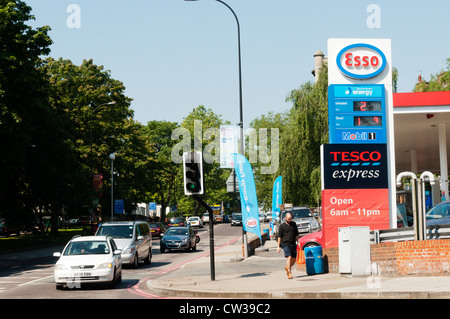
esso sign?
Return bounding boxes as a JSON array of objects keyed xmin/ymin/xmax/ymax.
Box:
[
  {"xmin": 245, "ymin": 217, "xmax": 258, "ymax": 229},
  {"xmin": 336, "ymin": 43, "xmax": 386, "ymax": 79}
]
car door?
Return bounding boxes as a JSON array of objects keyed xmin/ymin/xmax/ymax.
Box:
[{"xmin": 110, "ymin": 239, "xmax": 121, "ymax": 270}]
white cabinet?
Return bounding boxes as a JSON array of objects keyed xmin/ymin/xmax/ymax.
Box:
[{"xmin": 338, "ymin": 227, "xmax": 371, "ymax": 276}]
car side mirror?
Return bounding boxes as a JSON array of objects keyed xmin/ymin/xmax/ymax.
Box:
[
  {"xmin": 114, "ymin": 249, "xmax": 122, "ymax": 255},
  {"xmin": 137, "ymin": 235, "xmax": 144, "ymax": 241},
  {"xmin": 53, "ymin": 252, "xmax": 61, "ymax": 257}
]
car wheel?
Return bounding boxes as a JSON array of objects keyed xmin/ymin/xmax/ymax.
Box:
[
  {"xmin": 56, "ymin": 284, "xmax": 64, "ymax": 290},
  {"xmin": 192, "ymin": 242, "xmax": 197, "ymax": 252},
  {"xmin": 160, "ymin": 246, "xmax": 166, "ymax": 253},
  {"xmin": 108, "ymin": 268, "xmax": 117, "ymax": 288},
  {"xmin": 144, "ymin": 249, "xmax": 151, "ymax": 265},
  {"xmin": 132, "ymin": 253, "xmax": 138, "ymax": 268}
]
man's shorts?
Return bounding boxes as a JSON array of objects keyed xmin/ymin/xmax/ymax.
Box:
[{"xmin": 282, "ymin": 245, "xmax": 297, "ymax": 258}]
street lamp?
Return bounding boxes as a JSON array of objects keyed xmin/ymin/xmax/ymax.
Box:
[
  {"xmin": 184, "ymin": 0, "xmax": 244, "ymax": 155},
  {"xmin": 90, "ymin": 101, "xmax": 117, "ymax": 176},
  {"xmin": 89, "ymin": 101, "xmax": 116, "ymax": 229},
  {"xmin": 185, "ymin": 0, "xmax": 248, "ymax": 259},
  {"xmin": 109, "ymin": 153, "xmax": 116, "ymax": 221}
]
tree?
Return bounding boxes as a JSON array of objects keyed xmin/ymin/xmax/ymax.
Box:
[
  {"xmin": 0, "ymin": 0, "xmax": 67, "ymax": 233},
  {"xmin": 41, "ymin": 57, "xmax": 138, "ymax": 220},
  {"xmin": 249, "ymin": 111, "xmax": 287, "ymax": 212},
  {"xmin": 143, "ymin": 120, "xmax": 179, "ymax": 221},
  {"xmin": 280, "ymin": 64, "xmax": 329, "ymax": 206},
  {"xmin": 175, "ymin": 106, "xmax": 234, "ymax": 215},
  {"xmin": 414, "ymin": 58, "xmax": 450, "ymax": 92}
]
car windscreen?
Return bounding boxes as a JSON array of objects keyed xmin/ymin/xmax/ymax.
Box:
[
  {"xmin": 165, "ymin": 228, "xmax": 188, "ymax": 236},
  {"xmin": 64, "ymin": 240, "xmax": 110, "ymax": 255},
  {"xmin": 426, "ymin": 203, "xmax": 450, "ymax": 219},
  {"xmin": 97, "ymin": 225, "xmax": 133, "ymax": 238},
  {"xmin": 281, "ymin": 209, "xmax": 312, "ymax": 220}
]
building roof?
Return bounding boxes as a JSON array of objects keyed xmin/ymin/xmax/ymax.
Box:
[
  {"xmin": 394, "ymin": 91, "xmax": 450, "ymax": 107},
  {"xmin": 392, "ymin": 91, "xmax": 450, "ymax": 174}
]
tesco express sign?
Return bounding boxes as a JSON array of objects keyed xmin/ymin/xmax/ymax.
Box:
[{"xmin": 336, "ymin": 43, "xmax": 387, "ymax": 79}]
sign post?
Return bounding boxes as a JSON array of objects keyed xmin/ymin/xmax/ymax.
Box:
[{"xmin": 323, "ymin": 39, "xmax": 395, "ymax": 248}]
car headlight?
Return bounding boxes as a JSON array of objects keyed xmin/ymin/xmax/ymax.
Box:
[
  {"xmin": 55, "ymin": 264, "xmax": 68, "ymax": 271},
  {"xmin": 182, "ymin": 238, "xmax": 188, "ymax": 243},
  {"xmin": 98, "ymin": 262, "xmax": 113, "ymax": 269},
  {"xmin": 311, "ymin": 220, "xmax": 319, "ymax": 228},
  {"xmin": 122, "ymin": 247, "xmax": 134, "ymax": 254}
]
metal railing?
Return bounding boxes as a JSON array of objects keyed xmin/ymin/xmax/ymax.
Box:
[{"xmin": 372, "ymin": 224, "xmax": 450, "ymax": 244}]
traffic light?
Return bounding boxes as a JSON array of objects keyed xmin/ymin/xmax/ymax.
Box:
[{"xmin": 183, "ymin": 151, "xmax": 204, "ymax": 196}]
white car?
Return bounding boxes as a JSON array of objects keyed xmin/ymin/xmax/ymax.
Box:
[
  {"xmin": 187, "ymin": 216, "xmax": 203, "ymax": 228},
  {"xmin": 53, "ymin": 235, "xmax": 122, "ymax": 290}
]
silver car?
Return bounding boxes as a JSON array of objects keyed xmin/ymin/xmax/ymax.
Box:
[
  {"xmin": 96, "ymin": 221, "xmax": 152, "ymax": 268},
  {"xmin": 279, "ymin": 206, "xmax": 321, "ymax": 236}
]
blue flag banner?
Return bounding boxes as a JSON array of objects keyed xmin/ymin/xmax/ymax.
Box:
[
  {"xmin": 232, "ymin": 153, "xmax": 262, "ymax": 242},
  {"xmin": 272, "ymin": 176, "xmax": 282, "ymax": 220}
]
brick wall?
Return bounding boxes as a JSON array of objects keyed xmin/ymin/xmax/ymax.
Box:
[{"xmin": 298, "ymin": 239, "xmax": 450, "ymax": 276}]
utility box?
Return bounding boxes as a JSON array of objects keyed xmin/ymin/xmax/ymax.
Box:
[{"xmin": 338, "ymin": 226, "xmax": 371, "ymax": 276}]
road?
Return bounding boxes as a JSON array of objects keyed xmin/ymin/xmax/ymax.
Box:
[{"xmin": 0, "ymin": 223, "xmax": 242, "ymax": 299}]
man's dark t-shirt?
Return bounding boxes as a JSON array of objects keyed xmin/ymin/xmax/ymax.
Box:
[{"xmin": 278, "ymin": 221, "xmax": 299, "ymax": 246}]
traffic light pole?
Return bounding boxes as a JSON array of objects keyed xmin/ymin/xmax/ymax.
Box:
[{"xmin": 193, "ymin": 195, "xmax": 215, "ymax": 281}]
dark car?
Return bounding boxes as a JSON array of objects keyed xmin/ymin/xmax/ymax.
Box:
[
  {"xmin": 149, "ymin": 222, "xmax": 167, "ymax": 238},
  {"xmin": 167, "ymin": 217, "xmax": 186, "ymax": 228},
  {"xmin": 160, "ymin": 226, "xmax": 197, "ymax": 253},
  {"xmin": 231, "ymin": 214, "xmax": 242, "ymax": 226},
  {"xmin": 426, "ymin": 201, "xmax": 450, "ymax": 226}
]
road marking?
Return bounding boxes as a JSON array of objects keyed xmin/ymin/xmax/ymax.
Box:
[
  {"xmin": 18, "ymin": 274, "xmax": 54, "ymax": 287},
  {"xmin": 127, "ymin": 236, "xmax": 240, "ymax": 299}
]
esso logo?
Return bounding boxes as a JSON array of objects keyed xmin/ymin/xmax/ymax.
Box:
[
  {"xmin": 330, "ymin": 151, "xmax": 381, "ymax": 162},
  {"xmin": 336, "ymin": 43, "xmax": 386, "ymax": 79},
  {"xmin": 245, "ymin": 217, "xmax": 258, "ymax": 229}
]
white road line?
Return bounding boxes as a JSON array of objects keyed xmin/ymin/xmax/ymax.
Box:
[{"xmin": 18, "ymin": 274, "xmax": 54, "ymax": 287}]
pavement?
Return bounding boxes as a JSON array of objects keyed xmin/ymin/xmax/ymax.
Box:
[
  {"xmin": 146, "ymin": 235, "xmax": 450, "ymax": 299},
  {"xmin": 2, "ymin": 236, "xmax": 450, "ymax": 299}
]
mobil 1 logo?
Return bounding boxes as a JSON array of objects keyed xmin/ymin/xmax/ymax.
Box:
[{"xmin": 322, "ymin": 143, "xmax": 388, "ymax": 189}]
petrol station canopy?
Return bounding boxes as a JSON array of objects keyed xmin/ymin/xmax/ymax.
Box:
[{"xmin": 393, "ymin": 91, "xmax": 450, "ymax": 174}]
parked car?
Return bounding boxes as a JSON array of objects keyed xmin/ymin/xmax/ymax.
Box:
[
  {"xmin": 278, "ymin": 206, "xmax": 321, "ymax": 237},
  {"xmin": 160, "ymin": 226, "xmax": 197, "ymax": 253},
  {"xmin": 231, "ymin": 214, "xmax": 242, "ymax": 226},
  {"xmin": 426, "ymin": 200, "xmax": 450, "ymax": 226},
  {"xmin": 298, "ymin": 230, "xmax": 323, "ymax": 250},
  {"xmin": 167, "ymin": 217, "xmax": 186, "ymax": 228},
  {"xmin": 95, "ymin": 220, "xmax": 152, "ymax": 268},
  {"xmin": 149, "ymin": 222, "xmax": 166, "ymax": 238},
  {"xmin": 187, "ymin": 216, "xmax": 203, "ymax": 228},
  {"xmin": 53, "ymin": 235, "xmax": 122, "ymax": 289}
]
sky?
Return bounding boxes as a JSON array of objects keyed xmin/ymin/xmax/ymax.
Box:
[{"xmin": 26, "ymin": 0, "xmax": 450, "ymax": 128}]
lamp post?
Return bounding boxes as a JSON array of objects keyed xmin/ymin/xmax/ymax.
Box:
[
  {"xmin": 109, "ymin": 153, "xmax": 116, "ymax": 221},
  {"xmin": 185, "ymin": 0, "xmax": 248, "ymax": 259},
  {"xmin": 90, "ymin": 101, "xmax": 117, "ymax": 177},
  {"xmin": 89, "ymin": 101, "xmax": 116, "ymax": 230}
]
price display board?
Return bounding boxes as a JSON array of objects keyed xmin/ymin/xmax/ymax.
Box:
[{"xmin": 328, "ymin": 84, "xmax": 386, "ymax": 144}]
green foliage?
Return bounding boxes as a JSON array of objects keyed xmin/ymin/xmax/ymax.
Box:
[
  {"xmin": 280, "ymin": 64, "xmax": 329, "ymax": 206},
  {"xmin": 414, "ymin": 58, "xmax": 450, "ymax": 92}
]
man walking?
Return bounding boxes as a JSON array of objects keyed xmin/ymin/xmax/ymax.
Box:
[{"xmin": 277, "ymin": 212, "xmax": 299, "ymax": 279}]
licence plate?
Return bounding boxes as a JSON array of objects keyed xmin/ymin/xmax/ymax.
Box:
[
  {"xmin": 151, "ymin": 230, "xmax": 155, "ymax": 232},
  {"xmin": 173, "ymin": 224, "xmax": 178, "ymax": 226},
  {"xmin": 72, "ymin": 272, "xmax": 92, "ymax": 277}
]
